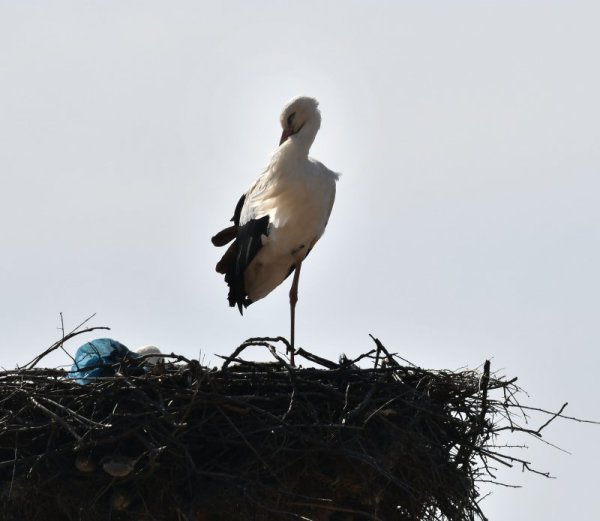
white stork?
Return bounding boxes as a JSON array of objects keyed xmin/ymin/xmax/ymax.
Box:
[{"xmin": 211, "ymin": 96, "xmax": 338, "ymax": 365}]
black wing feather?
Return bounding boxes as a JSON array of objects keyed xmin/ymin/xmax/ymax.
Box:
[
  {"xmin": 213, "ymin": 192, "xmax": 272, "ymax": 314},
  {"xmin": 226, "ymin": 215, "xmax": 270, "ymax": 313},
  {"xmin": 232, "ymin": 193, "xmax": 245, "ymax": 225}
]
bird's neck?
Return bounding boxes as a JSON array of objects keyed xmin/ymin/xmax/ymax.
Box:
[{"xmin": 287, "ymin": 119, "xmax": 320, "ymax": 156}]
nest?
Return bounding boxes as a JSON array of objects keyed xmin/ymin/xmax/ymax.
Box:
[{"xmin": 0, "ymin": 331, "xmax": 563, "ymax": 521}]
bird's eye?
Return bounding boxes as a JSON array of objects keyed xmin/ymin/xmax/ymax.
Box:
[{"xmin": 287, "ymin": 112, "xmax": 296, "ymax": 128}]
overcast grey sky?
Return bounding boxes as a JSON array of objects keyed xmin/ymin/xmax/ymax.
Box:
[{"xmin": 1, "ymin": 1, "xmax": 599, "ymax": 519}]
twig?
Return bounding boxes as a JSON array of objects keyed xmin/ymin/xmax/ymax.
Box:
[
  {"xmin": 295, "ymin": 348, "xmax": 339, "ymax": 369},
  {"xmin": 24, "ymin": 322, "xmax": 110, "ymax": 370},
  {"xmin": 28, "ymin": 396, "xmax": 82, "ymax": 442}
]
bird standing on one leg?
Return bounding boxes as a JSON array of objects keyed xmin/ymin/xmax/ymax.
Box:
[{"xmin": 211, "ymin": 96, "xmax": 339, "ymax": 365}]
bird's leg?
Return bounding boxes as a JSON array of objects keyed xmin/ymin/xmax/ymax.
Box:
[{"xmin": 289, "ymin": 260, "xmax": 303, "ymax": 367}]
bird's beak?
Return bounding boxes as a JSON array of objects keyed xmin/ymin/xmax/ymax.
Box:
[{"xmin": 279, "ymin": 128, "xmax": 292, "ymax": 145}]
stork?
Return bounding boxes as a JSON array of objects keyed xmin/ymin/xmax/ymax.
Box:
[{"xmin": 211, "ymin": 96, "xmax": 338, "ymax": 365}]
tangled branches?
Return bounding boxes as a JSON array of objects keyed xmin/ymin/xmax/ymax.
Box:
[{"xmin": 0, "ymin": 335, "xmax": 576, "ymax": 521}]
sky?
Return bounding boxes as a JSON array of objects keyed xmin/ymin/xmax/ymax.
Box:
[{"xmin": 1, "ymin": 1, "xmax": 599, "ymax": 519}]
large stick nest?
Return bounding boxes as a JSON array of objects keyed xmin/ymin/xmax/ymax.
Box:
[{"xmin": 0, "ymin": 333, "xmax": 563, "ymax": 521}]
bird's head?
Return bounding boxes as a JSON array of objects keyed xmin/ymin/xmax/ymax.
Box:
[{"xmin": 279, "ymin": 96, "xmax": 321, "ymax": 146}]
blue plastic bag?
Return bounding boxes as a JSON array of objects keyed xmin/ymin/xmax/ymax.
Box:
[{"xmin": 69, "ymin": 338, "xmax": 141, "ymax": 384}]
